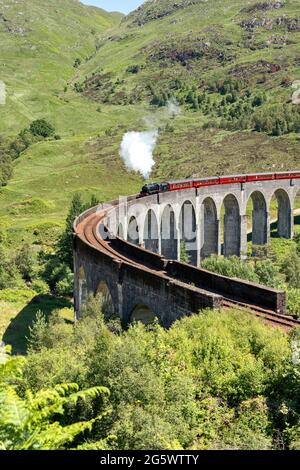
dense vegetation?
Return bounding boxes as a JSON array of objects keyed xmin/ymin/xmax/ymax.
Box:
[
  {"xmin": 202, "ymin": 237, "xmax": 300, "ymax": 318},
  {"xmin": 2, "ymin": 298, "xmax": 300, "ymax": 450}
]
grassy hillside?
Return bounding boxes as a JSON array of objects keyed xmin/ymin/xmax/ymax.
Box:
[
  {"xmin": 0, "ymin": 0, "xmax": 300, "ymax": 356},
  {"xmin": 0, "ymin": 0, "xmax": 122, "ymax": 135}
]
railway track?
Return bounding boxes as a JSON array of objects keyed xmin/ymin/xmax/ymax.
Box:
[
  {"xmin": 223, "ymin": 299, "xmax": 300, "ymax": 330},
  {"xmin": 76, "ymin": 206, "xmax": 300, "ymax": 332}
]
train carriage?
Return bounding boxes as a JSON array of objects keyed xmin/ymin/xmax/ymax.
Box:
[
  {"xmin": 275, "ymin": 172, "xmax": 300, "ymax": 180},
  {"xmin": 193, "ymin": 177, "xmax": 220, "ymax": 187},
  {"xmin": 168, "ymin": 180, "xmax": 194, "ymax": 191},
  {"xmin": 219, "ymin": 175, "xmax": 247, "ymax": 185},
  {"xmin": 246, "ymin": 173, "xmax": 275, "ymax": 182}
]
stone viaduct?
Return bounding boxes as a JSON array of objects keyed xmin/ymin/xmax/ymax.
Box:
[{"xmin": 73, "ymin": 175, "xmax": 300, "ymax": 327}]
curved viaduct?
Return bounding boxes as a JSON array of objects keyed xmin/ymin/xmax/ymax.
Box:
[{"xmin": 73, "ymin": 174, "xmax": 300, "ymax": 329}]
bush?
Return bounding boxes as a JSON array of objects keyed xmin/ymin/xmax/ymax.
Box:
[
  {"xmin": 281, "ymin": 249, "xmax": 300, "ymax": 289},
  {"xmin": 126, "ymin": 65, "xmax": 140, "ymax": 74},
  {"xmin": 201, "ymin": 255, "xmax": 259, "ymax": 283},
  {"xmin": 287, "ymin": 288, "xmax": 300, "ymax": 318},
  {"xmin": 254, "ymin": 259, "xmax": 281, "ymax": 288},
  {"xmin": 55, "ymin": 271, "xmax": 74, "ymax": 297},
  {"xmin": 20, "ymin": 298, "xmax": 292, "ymax": 450},
  {"xmin": 31, "ymin": 279, "xmax": 50, "ymax": 295}
]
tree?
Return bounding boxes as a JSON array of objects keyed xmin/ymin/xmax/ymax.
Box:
[
  {"xmin": 281, "ymin": 249, "xmax": 300, "ymax": 288},
  {"xmin": 74, "ymin": 58, "xmax": 82, "ymax": 68},
  {"xmin": 57, "ymin": 193, "xmax": 85, "ymax": 269},
  {"xmin": 30, "ymin": 119, "xmax": 55, "ymax": 138},
  {"xmin": 180, "ymin": 241, "xmax": 191, "ymax": 264},
  {"xmin": 14, "ymin": 244, "xmax": 36, "ymax": 282}
]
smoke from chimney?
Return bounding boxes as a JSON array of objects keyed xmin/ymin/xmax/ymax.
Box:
[{"xmin": 119, "ymin": 98, "xmax": 181, "ymax": 179}]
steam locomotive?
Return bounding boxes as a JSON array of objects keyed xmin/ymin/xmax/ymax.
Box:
[{"xmin": 140, "ymin": 172, "xmax": 300, "ymax": 197}]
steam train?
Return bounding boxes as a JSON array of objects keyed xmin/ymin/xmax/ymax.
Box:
[{"xmin": 140, "ymin": 172, "xmax": 300, "ymax": 197}]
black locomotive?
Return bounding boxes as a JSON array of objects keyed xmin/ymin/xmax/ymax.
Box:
[{"xmin": 140, "ymin": 182, "xmax": 169, "ymax": 196}]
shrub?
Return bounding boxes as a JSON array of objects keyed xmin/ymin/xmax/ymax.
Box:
[
  {"xmin": 287, "ymin": 288, "xmax": 300, "ymax": 318},
  {"xmin": 202, "ymin": 255, "xmax": 259, "ymax": 283},
  {"xmin": 30, "ymin": 119, "xmax": 55, "ymax": 138},
  {"xmin": 281, "ymin": 249, "xmax": 300, "ymax": 288},
  {"xmin": 126, "ymin": 65, "xmax": 140, "ymax": 74},
  {"xmin": 31, "ymin": 279, "xmax": 50, "ymax": 295},
  {"xmin": 55, "ymin": 271, "xmax": 74, "ymax": 297}
]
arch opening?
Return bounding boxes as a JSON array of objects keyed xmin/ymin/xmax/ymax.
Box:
[
  {"xmin": 96, "ymin": 280, "xmax": 115, "ymax": 319},
  {"xmin": 143, "ymin": 209, "xmax": 159, "ymax": 253},
  {"xmin": 161, "ymin": 204, "xmax": 177, "ymax": 260},
  {"xmin": 127, "ymin": 216, "xmax": 139, "ymax": 245},
  {"xmin": 179, "ymin": 200, "xmax": 197, "ymax": 265},
  {"xmin": 201, "ymin": 197, "xmax": 218, "ymax": 259},
  {"xmin": 221, "ymin": 194, "xmax": 241, "ymax": 257},
  {"xmin": 270, "ymin": 189, "xmax": 292, "ymax": 239},
  {"xmin": 117, "ymin": 223, "xmax": 124, "ymax": 239},
  {"xmin": 130, "ymin": 304, "xmax": 156, "ymax": 325},
  {"xmin": 247, "ymin": 191, "xmax": 268, "ymax": 251}
]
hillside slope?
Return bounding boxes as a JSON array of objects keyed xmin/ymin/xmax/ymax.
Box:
[
  {"xmin": 0, "ymin": 0, "xmax": 122, "ymax": 135},
  {"xmin": 75, "ymin": 0, "xmax": 300, "ymax": 176}
]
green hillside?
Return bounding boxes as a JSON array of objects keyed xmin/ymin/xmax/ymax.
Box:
[
  {"xmin": 0, "ymin": 0, "xmax": 123, "ymax": 135},
  {"xmin": 0, "ymin": 0, "xmax": 299, "ymax": 241}
]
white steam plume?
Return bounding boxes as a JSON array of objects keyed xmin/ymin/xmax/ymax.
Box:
[
  {"xmin": 119, "ymin": 98, "xmax": 180, "ymax": 179},
  {"xmin": 120, "ymin": 130, "xmax": 158, "ymax": 179}
]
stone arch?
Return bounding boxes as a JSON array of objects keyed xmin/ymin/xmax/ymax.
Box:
[
  {"xmin": 117, "ymin": 222, "xmax": 124, "ymax": 239},
  {"xmin": 96, "ymin": 280, "xmax": 115, "ymax": 318},
  {"xmin": 247, "ymin": 191, "xmax": 268, "ymax": 247},
  {"xmin": 179, "ymin": 200, "xmax": 197, "ymax": 265},
  {"xmin": 130, "ymin": 304, "xmax": 156, "ymax": 324},
  {"xmin": 161, "ymin": 204, "xmax": 177, "ymax": 260},
  {"xmin": 78, "ymin": 266, "xmax": 88, "ymax": 313},
  {"xmin": 143, "ymin": 209, "xmax": 159, "ymax": 253},
  {"xmin": 222, "ymin": 194, "xmax": 241, "ymax": 257},
  {"xmin": 201, "ymin": 197, "xmax": 218, "ymax": 259},
  {"xmin": 270, "ymin": 189, "xmax": 292, "ymax": 238},
  {"xmin": 127, "ymin": 215, "xmax": 139, "ymax": 245}
]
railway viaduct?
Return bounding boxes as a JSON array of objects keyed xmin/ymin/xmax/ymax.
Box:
[{"xmin": 73, "ymin": 175, "xmax": 300, "ymax": 328}]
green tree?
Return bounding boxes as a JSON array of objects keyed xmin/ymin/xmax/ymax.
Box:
[
  {"xmin": 180, "ymin": 241, "xmax": 191, "ymax": 264},
  {"xmin": 14, "ymin": 244, "xmax": 36, "ymax": 282},
  {"xmin": 281, "ymin": 249, "xmax": 300, "ymax": 288},
  {"xmin": 57, "ymin": 193, "xmax": 85, "ymax": 269},
  {"xmin": 30, "ymin": 119, "xmax": 55, "ymax": 138}
]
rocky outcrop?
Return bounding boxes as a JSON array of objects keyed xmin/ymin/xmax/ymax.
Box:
[
  {"xmin": 126, "ymin": 0, "xmax": 206, "ymax": 26},
  {"xmin": 241, "ymin": 1, "xmax": 285, "ymax": 14},
  {"xmin": 240, "ymin": 16, "xmax": 300, "ymax": 32},
  {"xmin": 229, "ymin": 60, "xmax": 281, "ymax": 78}
]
